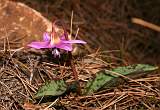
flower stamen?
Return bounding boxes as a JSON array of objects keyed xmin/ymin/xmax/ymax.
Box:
[
  {"xmin": 52, "ymin": 48, "xmax": 60, "ymax": 58},
  {"xmin": 50, "ymin": 32, "xmax": 60, "ymax": 45},
  {"xmin": 50, "ymin": 24, "xmax": 61, "ymax": 45}
]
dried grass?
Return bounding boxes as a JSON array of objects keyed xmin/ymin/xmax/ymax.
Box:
[{"xmin": 0, "ymin": 48, "xmax": 159, "ymax": 109}]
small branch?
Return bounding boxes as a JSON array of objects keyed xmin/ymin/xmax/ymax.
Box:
[{"xmin": 132, "ymin": 18, "xmax": 160, "ymax": 32}]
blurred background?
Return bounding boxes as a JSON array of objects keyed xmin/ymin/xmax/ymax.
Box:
[{"xmin": 6, "ymin": 0, "xmax": 160, "ymax": 64}]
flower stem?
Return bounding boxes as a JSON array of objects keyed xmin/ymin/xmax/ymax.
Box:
[
  {"xmin": 53, "ymin": 20, "xmax": 81, "ymax": 94},
  {"xmin": 69, "ymin": 52, "xmax": 81, "ymax": 95}
]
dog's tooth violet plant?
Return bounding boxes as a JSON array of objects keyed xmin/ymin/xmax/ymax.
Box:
[
  {"xmin": 28, "ymin": 21, "xmax": 86, "ymax": 94},
  {"xmin": 28, "ymin": 22, "xmax": 86, "ymax": 57}
]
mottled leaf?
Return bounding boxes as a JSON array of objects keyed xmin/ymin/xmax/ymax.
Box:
[
  {"xmin": 84, "ymin": 64, "xmax": 158, "ymax": 95},
  {"xmin": 112, "ymin": 64, "xmax": 158, "ymax": 75},
  {"xmin": 83, "ymin": 70, "xmax": 114, "ymax": 95},
  {"xmin": 35, "ymin": 80, "xmax": 67, "ymax": 98}
]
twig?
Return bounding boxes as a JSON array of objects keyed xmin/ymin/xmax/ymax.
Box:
[
  {"xmin": 101, "ymin": 93, "xmax": 128, "ymax": 110},
  {"xmin": 0, "ymin": 81, "xmax": 13, "ymax": 95},
  {"xmin": 142, "ymin": 102, "xmax": 153, "ymax": 110},
  {"xmin": 74, "ymin": 28, "xmax": 79, "ymax": 40},
  {"xmin": 105, "ymin": 70, "xmax": 160, "ymax": 96},
  {"xmin": 69, "ymin": 91, "xmax": 155, "ymax": 99},
  {"xmin": 132, "ymin": 18, "xmax": 160, "ymax": 32},
  {"xmin": 69, "ymin": 11, "xmax": 74, "ymax": 40},
  {"xmin": 0, "ymin": 81, "xmax": 24, "ymax": 109},
  {"xmin": 44, "ymin": 98, "xmax": 59, "ymax": 110}
]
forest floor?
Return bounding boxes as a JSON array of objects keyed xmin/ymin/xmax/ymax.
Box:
[{"xmin": 0, "ymin": 0, "xmax": 160, "ymax": 109}]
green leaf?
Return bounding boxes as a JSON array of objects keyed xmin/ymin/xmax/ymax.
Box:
[
  {"xmin": 84, "ymin": 64, "xmax": 158, "ymax": 95},
  {"xmin": 83, "ymin": 70, "xmax": 114, "ymax": 95},
  {"xmin": 112, "ymin": 64, "xmax": 158, "ymax": 76},
  {"xmin": 35, "ymin": 80, "xmax": 67, "ymax": 98}
]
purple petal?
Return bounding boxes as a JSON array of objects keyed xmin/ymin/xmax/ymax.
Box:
[
  {"xmin": 43, "ymin": 32, "xmax": 50, "ymax": 41},
  {"xmin": 27, "ymin": 41, "xmax": 51, "ymax": 49},
  {"xmin": 62, "ymin": 40, "xmax": 86, "ymax": 44},
  {"xmin": 56, "ymin": 43, "xmax": 72, "ymax": 51},
  {"xmin": 60, "ymin": 35, "xmax": 66, "ymax": 40}
]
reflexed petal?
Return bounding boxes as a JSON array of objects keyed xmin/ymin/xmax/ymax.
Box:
[
  {"xmin": 43, "ymin": 32, "xmax": 50, "ymax": 41},
  {"xmin": 60, "ymin": 33, "xmax": 69, "ymax": 40},
  {"xmin": 62, "ymin": 40, "xmax": 86, "ymax": 44},
  {"xmin": 56, "ymin": 43, "xmax": 72, "ymax": 51},
  {"xmin": 27, "ymin": 42, "xmax": 50, "ymax": 49},
  {"xmin": 60, "ymin": 35, "xmax": 66, "ymax": 40}
]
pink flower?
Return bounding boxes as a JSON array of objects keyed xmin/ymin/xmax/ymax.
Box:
[{"xmin": 27, "ymin": 32, "xmax": 86, "ymax": 57}]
